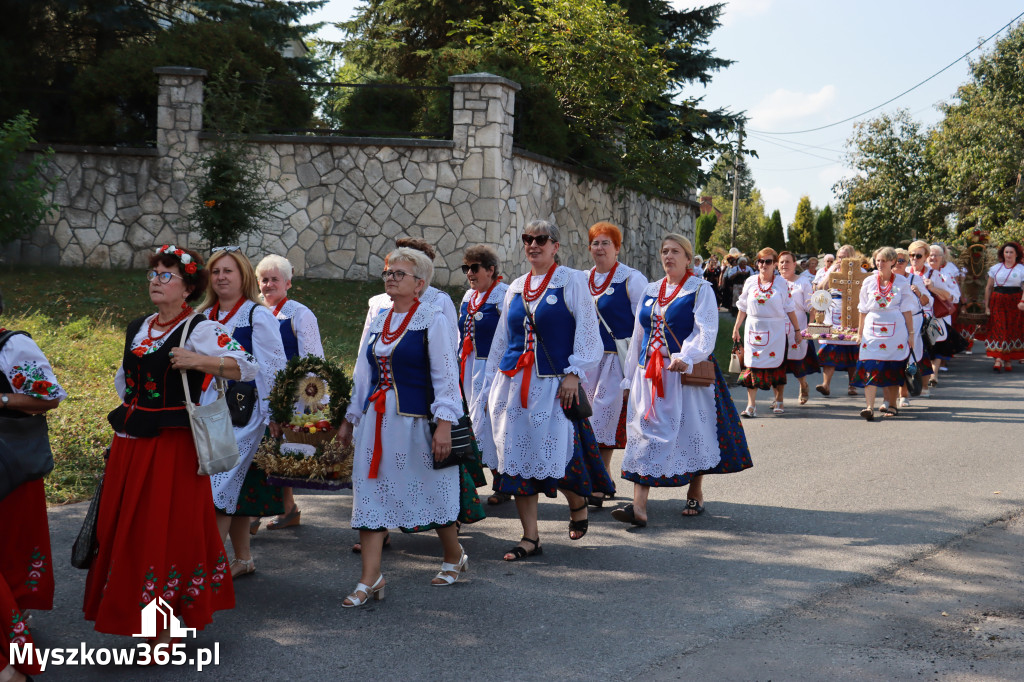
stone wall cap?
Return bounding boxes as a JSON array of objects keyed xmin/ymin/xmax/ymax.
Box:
[
  {"xmin": 448, "ymin": 73, "xmax": 521, "ymax": 91},
  {"xmin": 198, "ymin": 131, "xmax": 455, "ymax": 149},
  {"xmin": 153, "ymin": 66, "xmax": 208, "ymax": 77}
]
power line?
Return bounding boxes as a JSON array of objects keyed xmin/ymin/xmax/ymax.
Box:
[
  {"xmin": 746, "ymin": 133, "xmax": 843, "ymax": 164},
  {"xmin": 749, "ymin": 161, "xmax": 844, "ymax": 172},
  {"xmin": 747, "ymin": 131, "xmax": 845, "ymax": 155},
  {"xmin": 749, "ymin": 9, "xmax": 1024, "ymax": 136}
]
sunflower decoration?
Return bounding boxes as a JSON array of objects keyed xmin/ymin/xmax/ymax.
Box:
[{"xmin": 296, "ymin": 374, "xmax": 328, "ymax": 411}]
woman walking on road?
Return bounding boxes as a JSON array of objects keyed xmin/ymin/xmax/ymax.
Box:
[
  {"xmin": 984, "ymin": 241, "xmax": 1024, "ymax": 371},
  {"xmin": 778, "ymin": 251, "xmax": 819, "ymax": 405}
]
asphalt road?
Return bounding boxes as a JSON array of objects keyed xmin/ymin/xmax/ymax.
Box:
[{"xmin": 32, "ymin": 349, "xmax": 1024, "ymax": 681}]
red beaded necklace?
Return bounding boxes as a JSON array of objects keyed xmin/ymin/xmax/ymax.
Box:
[
  {"xmin": 877, "ymin": 272, "xmax": 895, "ymax": 297},
  {"xmin": 271, "ymin": 297, "xmax": 288, "ymax": 317},
  {"xmin": 145, "ymin": 307, "xmax": 193, "ymax": 344},
  {"xmin": 523, "ymin": 264, "xmax": 557, "ymax": 303},
  {"xmin": 657, "ymin": 271, "xmax": 691, "ymax": 307},
  {"xmin": 756, "ymin": 276, "xmax": 774, "ymax": 293},
  {"xmin": 467, "ymin": 277, "xmax": 502, "ymax": 316},
  {"xmin": 588, "ymin": 262, "xmax": 619, "ymax": 296},
  {"xmin": 209, "ymin": 297, "xmax": 246, "ymax": 325},
  {"xmin": 381, "ymin": 299, "xmax": 421, "ymax": 345},
  {"xmin": 996, "ymin": 262, "xmax": 1016, "ymax": 287}
]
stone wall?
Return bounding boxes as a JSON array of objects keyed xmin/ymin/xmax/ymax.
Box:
[{"xmin": 7, "ymin": 68, "xmax": 698, "ymax": 285}]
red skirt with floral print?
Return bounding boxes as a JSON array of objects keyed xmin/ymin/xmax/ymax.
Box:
[
  {"xmin": 985, "ymin": 290, "xmax": 1024, "ymax": 360},
  {"xmin": 0, "ymin": 478, "xmax": 54, "ymax": 611},
  {"xmin": 83, "ymin": 428, "xmax": 235, "ymax": 636}
]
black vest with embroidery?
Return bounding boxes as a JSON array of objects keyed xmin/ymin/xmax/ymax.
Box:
[{"xmin": 107, "ymin": 316, "xmax": 205, "ymax": 438}]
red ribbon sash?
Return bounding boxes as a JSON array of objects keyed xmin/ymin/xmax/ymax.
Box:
[{"xmin": 366, "ymin": 357, "xmax": 392, "ymax": 479}]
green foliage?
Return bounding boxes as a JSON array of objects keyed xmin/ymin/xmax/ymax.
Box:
[
  {"xmin": 833, "ymin": 110, "xmax": 933, "ymax": 252},
  {"xmin": 702, "ymin": 147, "xmax": 756, "ymax": 201},
  {"xmin": 695, "ymin": 212, "xmax": 717, "ymax": 258},
  {"xmin": 186, "ymin": 70, "xmax": 284, "ymax": 247},
  {"xmin": 815, "ymin": 205, "xmax": 835, "ymax": 254},
  {"xmin": 764, "ymin": 209, "xmax": 786, "ymax": 253},
  {"xmin": 0, "ymin": 113, "xmax": 56, "ymax": 245},
  {"xmin": 787, "ymin": 196, "xmax": 817, "ymax": 254},
  {"xmin": 706, "ymin": 190, "xmax": 768, "ymax": 256}
]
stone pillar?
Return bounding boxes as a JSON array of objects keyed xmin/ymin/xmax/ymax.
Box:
[
  {"xmin": 155, "ymin": 66, "xmax": 207, "ymax": 158},
  {"xmin": 448, "ymin": 73, "xmax": 521, "ymax": 277}
]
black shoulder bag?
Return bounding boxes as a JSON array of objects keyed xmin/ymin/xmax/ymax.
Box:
[
  {"xmin": 226, "ymin": 305, "xmax": 258, "ymax": 427},
  {"xmin": 523, "ymin": 306, "xmax": 592, "ymax": 421},
  {"xmin": 0, "ymin": 330, "xmax": 56, "ymax": 502}
]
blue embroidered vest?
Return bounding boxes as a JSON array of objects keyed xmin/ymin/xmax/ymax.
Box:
[
  {"xmin": 498, "ymin": 287, "xmax": 575, "ymax": 377},
  {"xmin": 459, "ymin": 300, "xmax": 501, "ymax": 360},
  {"xmin": 638, "ymin": 291, "xmax": 697, "ymax": 368},
  {"xmin": 219, "ymin": 305, "xmax": 257, "ymax": 389},
  {"xmin": 595, "ymin": 283, "xmax": 635, "ymax": 352},
  {"xmin": 278, "ymin": 318, "xmax": 299, "ymax": 360},
  {"xmin": 362, "ymin": 327, "xmax": 433, "ymax": 417}
]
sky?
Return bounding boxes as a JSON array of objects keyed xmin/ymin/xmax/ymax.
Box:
[{"xmin": 305, "ymin": 0, "xmax": 1024, "ymax": 227}]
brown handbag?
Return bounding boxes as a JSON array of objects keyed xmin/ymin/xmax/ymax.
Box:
[{"xmin": 679, "ymin": 359, "xmax": 716, "ymax": 387}]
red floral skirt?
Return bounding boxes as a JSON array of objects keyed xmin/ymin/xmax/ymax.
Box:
[
  {"xmin": 739, "ymin": 365, "xmax": 787, "ymax": 389},
  {"xmin": 0, "ymin": 478, "xmax": 53, "ymax": 611},
  {"xmin": 598, "ymin": 395, "xmax": 628, "ymax": 449},
  {"xmin": 83, "ymin": 428, "xmax": 235, "ymax": 636},
  {"xmin": 985, "ymin": 291, "xmax": 1024, "ymax": 360},
  {"xmin": 2, "ymin": 575, "xmax": 41, "ymax": 676}
]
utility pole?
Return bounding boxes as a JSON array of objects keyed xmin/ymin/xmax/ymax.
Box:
[{"xmin": 729, "ymin": 124, "xmax": 744, "ymax": 249}]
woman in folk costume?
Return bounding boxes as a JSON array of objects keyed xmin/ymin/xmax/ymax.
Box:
[
  {"xmin": 893, "ymin": 247, "xmax": 934, "ymax": 406},
  {"xmin": 814, "ymin": 244, "xmax": 862, "ymax": 397},
  {"xmin": 611, "ymin": 235, "xmax": 751, "ymax": 526},
  {"xmin": 0, "ymin": 289, "xmax": 65, "ymax": 682},
  {"xmin": 983, "ymin": 241, "xmax": 1024, "ymax": 372},
  {"xmin": 199, "ymin": 247, "xmax": 288, "ymax": 578},
  {"xmin": 852, "ymin": 247, "xmax": 916, "ymax": 420},
  {"xmin": 457, "ymin": 244, "xmax": 510, "ymax": 505},
  {"xmin": 483, "ymin": 220, "xmax": 613, "ymax": 561},
  {"xmin": 920, "ymin": 244, "xmax": 963, "ymax": 385},
  {"xmin": 85, "ymin": 246, "xmax": 256, "ymax": 646},
  {"xmin": 253, "ymin": 254, "xmax": 325, "ymax": 533},
  {"xmin": 732, "ymin": 247, "xmax": 802, "ymax": 417},
  {"xmin": 581, "ymin": 221, "xmax": 648, "ymax": 508},
  {"xmin": 338, "ymin": 248, "xmax": 482, "ymax": 606},
  {"xmin": 777, "ymin": 251, "xmax": 819, "ymax": 405}
]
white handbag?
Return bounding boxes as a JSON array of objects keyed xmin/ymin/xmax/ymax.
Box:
[
  {"xmin": 595, "ymin": 305, "xmax": 630, "ymax": 372},
  {"xmin": 178, "ymin": 314, "xmax": 240, "ymax": 476}
]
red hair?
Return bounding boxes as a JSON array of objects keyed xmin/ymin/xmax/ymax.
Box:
[{"xmin": 588, "ymin": 222, "xmax": 622, "ymax": 250}]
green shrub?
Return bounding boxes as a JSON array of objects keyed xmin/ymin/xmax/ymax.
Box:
[{"xmin": 0, "ymin": 112, "xmax": 56, "ymax": 244}]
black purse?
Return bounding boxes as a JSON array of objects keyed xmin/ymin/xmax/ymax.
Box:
[
  {"xmin": 904, "ymin": 349, "xmax": 923, "ymax": 397},
  {"xmin": 226, "ymin": 305, "xmax": 258, "ymax": 427},
  {"xmin": 0, "ymin": 331, "xmax": 55, "ymax": 502},
  {"xmin": 523, "ymin": 307, "xmax": 593, "ymax": 421},
  {"xmin": 71, "ymin": 447, "xmax": 108, "ymax": 569},
  {"xmin": 430, "ymin": 414, "xmax": 476, "ymax": 469}
]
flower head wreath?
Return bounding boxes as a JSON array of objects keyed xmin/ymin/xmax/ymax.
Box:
[{"xmin": 155, "ymin": 244, "xmax": 203, "ymax": 275}]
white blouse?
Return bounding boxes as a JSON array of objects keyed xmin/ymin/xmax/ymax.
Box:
[
  {"xmin": 273, "ymin": 298, "xmax": 325, "ymax": 358},
  {"xmin": 0, "ymin": 333, "xmax": 67, "ymax": 403},
  {"xmin": 988, "ymin": 263, "xmax": 1024, "ymax": 289}
]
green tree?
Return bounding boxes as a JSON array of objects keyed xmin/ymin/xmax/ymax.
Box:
[
  {"xmin": 702, "ymin": 148, "xmax": 755, "ymax": 201},
  {"xmin": 695, "ymin": 211, "xmax": 717, "ymax": 258},
  {"xmin": 815, "ymin": 205, "xmax": 835, "ymax": 254},
  {"xmin": 787, "ymin": 196, "xmax": 817, "ymax": 254},
  {"xmin": 931, "ymin": 22, "xmax": 1024, "ymax": 231},
  {"xmin": 833, "ymin": 110, "xmax": 933, "ymax": 252},
  {"xmin": 706, "ymin": 190, "xmax": 768, "ymax": 256},
  {"xmin": 0, "ymin": 113, "xmax": 56, "ymax": 244},
  {"xmin": 764, "ymin": 209, "xmax": 786, "ymax": 253}
]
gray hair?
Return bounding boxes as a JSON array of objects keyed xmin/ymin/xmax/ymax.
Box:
[
  {"xmin": 387, "ymin": 246, "xmax": 434, "ymax": 286},
  {"xmin": 525, "ymin": 219, "xmax": 560, "ymax": 244},
  {"xmin": 255, "ymin": 254, "xmax": 293, "ymax": 281}
]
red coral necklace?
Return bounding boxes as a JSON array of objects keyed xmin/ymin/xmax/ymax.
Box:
[
  {"xmin": 523, "ymin": 264, "xmax": 557, "ymax": 303},
  {"xmin": 657, "ymin": 271, "xmax": 691, "ymax": 307},
  {"xmin": 209, "ymin": 298, "xmax": 246, "ymax": 325},
  {"xmin": 877, "ymin": 273, "xmax": 894, "ymax": 297},
  {"xmin": 381, "ymin": 299, "xmax": 421, "ymax": 345},
  {"xmin": 145, "ymin": 307, "xmax": 192, "ymax": 345},
  {"xmin": 589, "ymin": 262, "xmax": 619, "ymax": 296},
  {"xmin": 468, "ymin": 277, "xmax": 502, "ymax": 316}
]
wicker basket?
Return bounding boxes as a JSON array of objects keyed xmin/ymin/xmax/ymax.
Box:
[{"xmin": 282, "ymin": 428, "xmax": 337, "ymax": 447}]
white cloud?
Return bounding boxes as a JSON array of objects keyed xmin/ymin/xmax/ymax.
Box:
[
  {"xmin": 750, "ymin": 85, "xmax": 838, "ymax": 129},
  {"xmin": 761, "ymin": 186, "xmax": 794, "ymax": 210}
]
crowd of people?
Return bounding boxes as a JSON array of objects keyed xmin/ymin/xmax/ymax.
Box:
[{"xmin": 3, "ymin": 220, "xmax": 1022, "ymax": 678}]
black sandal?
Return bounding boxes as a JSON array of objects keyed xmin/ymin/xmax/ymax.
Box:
[
  {"xmin": 568, "ymin": 502, "xmax": 589, "ymax": 540},
  {"xmin": 610, "ymin": 503, "xmax": 647, "ymax": 527},
  {"xmin": 503, "ymin": 536, "xmax": 542, "ymax": 561},
  {"xmin": 351, "ymin": 530, "xmax": 391, "ymax": 554},
  {"xmin": 587, "ymin": 494, "xmax": 604, "ymax": 509},
  {"xmin": 682, "ymin": 498, "xmax": 705, "ymax": 516},
  {"xmin": 880, "ymin": 406, "xmax": 899, "ymax": 418}
]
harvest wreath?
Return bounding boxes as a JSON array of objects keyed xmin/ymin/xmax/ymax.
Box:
[{"xmin": 255, "ymin": 355, "xmax": 354, "ymax": 490}]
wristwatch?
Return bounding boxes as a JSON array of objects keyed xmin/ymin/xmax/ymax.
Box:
[{"xmin": 1, "ymin": 394, "xmax": 8, "ymax": 408}]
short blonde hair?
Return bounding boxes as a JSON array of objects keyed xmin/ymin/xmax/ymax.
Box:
[
  {"xmin": 255, "ymin": 254, "xmax": 293, "ymax": 281},
  {"xmin": 387, "ymin": 246, "xmax": 434, "ymax": 287},
  {"xmin": 661, "ymin": 233, "xmax": 693, "ymax": 263},
  {"xmin": 908, "ymin": 240, "xmax": 929, "ymax": 255},
  {"xmin": 198, "ymin": 249, "xmax": 261, "ymax": 312},
  {"xmin": 873, "ymin": 246, "xmax": 897, "ymax": 265}
]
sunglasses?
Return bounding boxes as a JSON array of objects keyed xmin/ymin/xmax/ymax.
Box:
[
  {"xmin": 381, "ymin": 269, "xmax": 422, "ymax": 282},
  {"xmin": 521, "ymin": 234, "xmax": 555, "ymax": 247},
  {"xmin": 461, "ymin": 263, "xmax": 487, "ymax": 274},
  {"xmin": 911, "ymin": 254, "xmax": 925, "ymax": 260},
  {"xmin": 896, "ymin": 258, "xmax": 907, "ymax": 264},
  {"xmin": 212, "ymin": 245, "xmax": 241, "ymax": 253},
  {"xmin": 147, "ymin": 270, "xmax": 183, "ymax": 284},
  {"xmin": 757, "ymin": 259, "xmax": 775, "ymax": 265}
]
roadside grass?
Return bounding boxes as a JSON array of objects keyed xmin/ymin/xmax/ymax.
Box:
[{"xmin": 0, "ymin": 266, "xmax": 738, "ymax": 504}]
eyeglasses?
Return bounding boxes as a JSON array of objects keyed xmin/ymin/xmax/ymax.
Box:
[
  {"xmin": 757, "ymin": 259, "xmax": 775, "ymax": 265},
  {"xmin": 381, "ymin": 269, "xmax": 422, "ymax": 282},
  {"xmin": 461, "ymin": 263, "xmax": 485, "ymax": 274},
  {"xmin": 211, "ymin": 245, "xmax": 241, "ymax": 253},
  {"xmin": 147, "ymin": 270, "xmax": 183, "ymax": 284},
  {"xmin": 911, "ymin": 253, "xmax": 925, "ymax": 260},
  {"xmin": 896, "ymin": 258, "xmax": 907, "ymax": 264},
  {"xmin": 522, "ymin": 234, "xmax": 554, "ymax": 247},
  {"xmin": 590, "ymin": 239, "xmax": 614, "ymax": 248}
]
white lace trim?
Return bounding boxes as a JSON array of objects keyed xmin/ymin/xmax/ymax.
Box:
[
  {"xmin": 507, "ymin": 265, "xmax": 575, "ymax": 294},
  {"xmin": 461, "ymin": 281, "xmax": 510, "ymax": 307},
  {"xmin": 588, "ymin": 262, "xmax": 634, "ymax": 286},
  {"xmin": 367, "ymin": 302, "xmax": 439, "ymax": 334},
  {"xmin": 643, "ymin": 275, "xmax": 705, "ymax": 300}
]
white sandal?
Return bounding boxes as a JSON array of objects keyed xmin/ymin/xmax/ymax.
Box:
[
  {"xmin": 230, "ymin": 558, "xmax": 256, "ymax": 578},
  {"xmin": 740, "ymin": 406, "xmax": 756, "ymax": 418},
  {"xmin": 431, "ymin": 548, "xmax": 468, "ymax": 586},
  {"xmin": 772, "ymin": 403, "xmax": 785, "ymax": 415},
  {"xmin": 898, "ymin": 397, "xmax": 910, "ymax": 408},
  {"xmin": 343, "ymin": 575, "xmax": 386, "ymax": 607}
]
